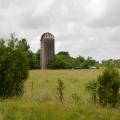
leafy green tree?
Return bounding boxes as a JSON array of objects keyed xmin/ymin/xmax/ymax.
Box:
[
  {"xmin": 74, "ymin": 56, "xmax": 85, "ymax": 68},
  {"xmin": 49, "ymin": 51, "xmax": 74, "ymax": 69},
  {"xmin": 28, "ymin": 49, "xmax": 40, "ymax": 69},
  {"xmin": 28, "ymin": 50, "xmax": 34, "ymax": 69},
  {"xmin": 35, "ymin": 49, "xmax": 40, "ymax": 69},
  {"xmin": 57, "ymin": 51, "xmax": 70, "ymax": 56},
  {"xmin": 0, "ymin": 36, "xmax": 29, "ymax": 99},
  {"xmin": 17, "ymin": 38, "xmax": 30, "ymax": 51},
  {"xmin": 83, "ymin": 57, "xmax": 97, "ymax": 69}
]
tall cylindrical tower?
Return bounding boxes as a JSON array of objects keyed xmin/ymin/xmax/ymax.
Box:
[{"xmin": 40, "ymin": 32, "xmax": 55, "ymax": 69}]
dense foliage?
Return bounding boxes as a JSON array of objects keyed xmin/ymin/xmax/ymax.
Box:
[
  {"xmin": 87, "ymin": 63, "xmax": 120, "ymax": 107},
  {"xmin": 28, "ymin": 49, "xmax": 40, "ymax": 69},
  {"xmin": 0, "ymin": 36, "xmax": 29, "ymax": 98},
  {"xmin": 48, "ymin": 51, "xmax": 98, "ymax": 69},
  {"xmin": 48, "ymin": 52, "xmax": 75, "ymax": 69},
  {"xmin": 102, "ymin": 59, "xmax": 120, "ymax": 68},
  {"xmin": 29, "ymin": 50, "xmax": 120, "ymax": 69}
]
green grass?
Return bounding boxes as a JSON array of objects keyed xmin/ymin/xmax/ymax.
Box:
[{"xmin": 0, "ymin": 69, "xmax": 120, "ymax": 120}]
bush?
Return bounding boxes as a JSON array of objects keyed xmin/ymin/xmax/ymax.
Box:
[
  {"xmin": 56, "ymin": 79, "xmax": 64, "ymax": 103},
  {"xmin": 87, "ymin": 63, "xmax": 120, "ymax": 107},
  {"xmin": 0, "ymin": 36, "xmax": 29, "ymax": 99}
]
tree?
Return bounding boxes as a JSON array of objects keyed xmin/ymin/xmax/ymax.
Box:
[
  {"xmin": 28, "ymin": 49, "xmax": 40, "ymax": 69},
  {"xmin": 74, "ymin": 56, "xmax": 85, "ymax": 68},
  {"xmin": 83, "ymin": 57, "xmax": 97, "ymax": 69},
  {"xmin": 57, "ymin": 51, "xmax": 70, "ymax": 56},
  {"xmin": 49, "ymin": 51, "xmax": 75, "ymax": 69},
  {"xmin": 0, "ymin": 36, "xmax": 29, "ymax": 99},
  {"xmin": 35, "ymin": 49, "xmax": 40, "ymax": 69},
  {"xmin": 28, "ymin": 50, "xmax": 34, "ymax": 69}
]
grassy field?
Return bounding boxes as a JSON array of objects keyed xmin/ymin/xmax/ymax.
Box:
[{"xmin": 0, "ymin": 69, "xmax": 120, "ymax": 120}]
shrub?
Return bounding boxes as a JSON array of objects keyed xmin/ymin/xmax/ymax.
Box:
[
  {"xmin": 0, "ymin": 36, "xmax": 29, "ymax": 99},
  {"xmin": 87, "ymin": 63, "xmax": 120, "ymax": 107},
  {"xmin": 56, "ymin": 79, "xmax": 64, "ymax": 103}
]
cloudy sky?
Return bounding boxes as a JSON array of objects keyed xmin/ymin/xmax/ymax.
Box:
[{"xmin": 0, "ymin": 0, "xmax": 120, "ymax": 60}]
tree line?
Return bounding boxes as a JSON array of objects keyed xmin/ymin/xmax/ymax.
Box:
[
  {"xmin": 25, "ymin": 42, "xmax": 120, "ymax": 69},
  {"xmin": 29, "ymin": 50, "xmax": 100, "ymax": 69},
  {"xmin": 1, "ymin": 36, "xmax": 120, "ymax": 70}
]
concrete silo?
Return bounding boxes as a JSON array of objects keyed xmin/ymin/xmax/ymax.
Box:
[{"xmin": 40, "ymin": 32, "xmax": 55, "ymax": 69}]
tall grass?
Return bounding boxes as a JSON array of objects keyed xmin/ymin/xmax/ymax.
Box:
[{"xmin": 0, "ymin": 69, "xmax": 119, "ymax": 120}]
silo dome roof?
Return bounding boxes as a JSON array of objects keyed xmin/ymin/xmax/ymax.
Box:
[{"xmin": 41, "ymin": 32, "xmax": 54, "ymax": 39}]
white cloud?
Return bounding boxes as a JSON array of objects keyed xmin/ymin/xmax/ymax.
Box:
[{"xmin": 0, "ymin": 0, "xmax": 120, "ymax": 60}]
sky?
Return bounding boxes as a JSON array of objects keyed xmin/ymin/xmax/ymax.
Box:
[{"xmin": 0, "ymin": 0, "xmax": 120, "ymax": 60}]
